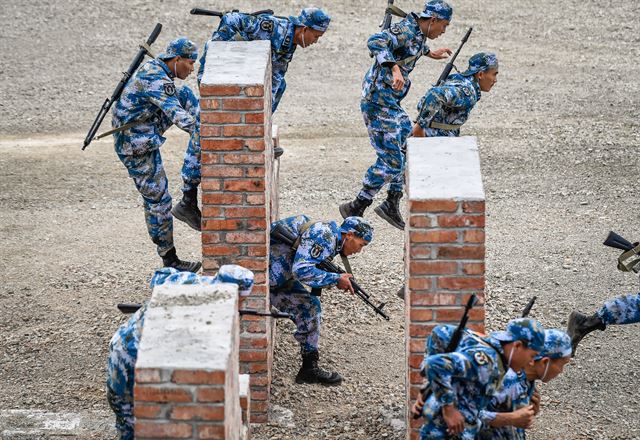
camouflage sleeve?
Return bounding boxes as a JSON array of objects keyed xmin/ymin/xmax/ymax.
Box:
[
  {"xmin": 415, "ymin": 84, "xmax": 462, "ymax": 129},
  {"xmin": 479, "ymin": 409, "xmax": 498, "ymax": 425},
  {"xmin": 292, "ymin": 224, "xmax": 341, "ymax": 288},
  {"xmin": 145, "ymin": 73, "xmax": 196, "ymax": 134},
  {"xmin": 423, "ymin": 352, "xmax": 476, "ymax": 406},
  {"xmin": 367, "ymin": 29, "xmax": 406, "ymax": 67}
]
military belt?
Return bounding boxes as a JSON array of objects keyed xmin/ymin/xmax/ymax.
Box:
[
  {"xmin": 396, "ymin": 54, "xmax": 418, "ymax": 67},
  {"xmin": 429, "ymin": 121, "xmax": 462, "ymax": 131}
]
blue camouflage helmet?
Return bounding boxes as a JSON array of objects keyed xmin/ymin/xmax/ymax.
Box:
[
  {"xmin": 419, "ymin": 0, "xmax": 453, "ymax": 21},
  {"xmin": 289, "ymin": 7, "xmax": 331, "ymax": 32},
  {"xmin": 340, "ymin": 216, "xmax": 373, "ymax": 243},
  {"xmin": 534, "ymin": 329, "xmax": 572, "ymax": 360},
  {"xmin": 158, "ymin": 37, "xmax": 198, "ymax": 60},
  {"xmin": 461, "ymin": 52, "xmax": 499, "ymax": 76},
  {"xmin": 491, "ymin": 318, "xmax": 546, "ymax": 352},
  {"xmin": 217, "ymin": 264, "xmax": 255, "ymax": 296}
]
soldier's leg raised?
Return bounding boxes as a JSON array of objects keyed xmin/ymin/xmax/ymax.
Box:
[
  {"xmin": 340, "ymin": 101, "xmax": 404, "ymax": 219},
  {"xmin": 270, "ymin": 282, "xmax": 342, "ymax": 385},
  {"xmin": 173, "ymin": 86, "xmax": 202, "ymax": 232},
  {"xmin": 117, "ymin": 149, "xmax": 201, "ymax": 272},
  {"xmin": 375, "ymin": 110, "xmax": 412, "ymax": 230}
]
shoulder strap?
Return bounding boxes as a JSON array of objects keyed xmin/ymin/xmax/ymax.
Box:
[{"xmin": 291, "ymin": 220, "xmax": 316, "ymax": 250}]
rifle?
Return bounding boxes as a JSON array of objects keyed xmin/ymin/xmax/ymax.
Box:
[
  {"xmin": 603, "ymin": 231, "xmax": 640, "ymax": 273},
  {"xmin": 190, "ymin": 8, "xmax": 274, "ymax": 18},
  {"xmin": 380, "ymin": 0, "xmax": 395, "ymax": 30},
  {"xmin": 413, "ymin": 294, "xmax": 477, "ymax": 419},
  {"xmin": 270, "ymin": 224, "xmax": 390, "ymax": 320},
  {"xmin": 82, "ymin": 23, "xmax": 162, "ymax": 150},
  {"xmin": 521, "ymin": 296, "xmax": 537, "ymax": 318},
  {"xmin": 117, "ymin": 303, "xmax": 291, "ymax": 319},
  {"xmin": 435, "ymin": 27, "xmax": 472, "ymax": 86}
]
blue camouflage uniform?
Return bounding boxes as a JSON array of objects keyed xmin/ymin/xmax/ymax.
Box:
[
  {"xmin": 269, "ymin": 215, "xmax": 373, "ymax": 353},
  {"xmin": 106, "ymin": 265, "xmax": 254, "ymax": 439},
  {"xmin": 478, "ymin": 329, "xmax": 572, "ymax": 440},
  {"xmin": 197, "ymin": 7, "xmax": 331, "ymax": 112},
  {"xmin": 415, "ymin": 52, "xmax": 498, "ymax": 137},
  {"xmin": 358, "ymin": 1, "xmax": 452, "ymax": 200},
  {"xmin": 112, "ymin": 37, "xmax": 200, "ymax": 257},
  {"xmin": 419, "ymin": 318, "xmax": 545, "ymax": 440},
  {"xmin": 596, "ymin": 293, "xmax": 640, "ymax": 325}
]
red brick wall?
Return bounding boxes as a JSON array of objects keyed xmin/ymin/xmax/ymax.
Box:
[
  {"xmin": 405, "ymin": 200, "xmax": 485, "ymax": 440},
  {"xmin": 200, "ymin": 74, "xmax": 273, "ymax": 422}
]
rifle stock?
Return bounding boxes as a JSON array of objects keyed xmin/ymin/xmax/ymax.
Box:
[
  {"xmin": 82, "ymin": 23, "xmax": 162, "ymax": 150},
  {"xmin": 521, "ymin": 296, "xmax": 537, "ymax": 318},
  {"xmin": 116, "ymin": 303, "xmax": 291, "ymax": 318}
]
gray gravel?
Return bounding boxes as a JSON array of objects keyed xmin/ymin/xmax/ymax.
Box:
[{"xmin": 1, "ymin": 0, "xmax": 640, "ymax": 439}]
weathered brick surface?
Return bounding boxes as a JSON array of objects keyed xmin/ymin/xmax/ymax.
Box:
[
  {"xmin": 200, "ymin": 41, "xmax": 276, "ymax": 425},
  {"xmin": 405, "ymin": 137, "xmax": 485, "ymax": 440}
]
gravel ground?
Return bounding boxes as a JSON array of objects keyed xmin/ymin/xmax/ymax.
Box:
[{"xmin": 1, "ymin": 0, "xmax": 640, "ymax": 439}]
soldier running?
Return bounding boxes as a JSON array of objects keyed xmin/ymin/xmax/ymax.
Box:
[{"xmin": 340, "ymin": 0, "xmax": 453, "ymax": 230}]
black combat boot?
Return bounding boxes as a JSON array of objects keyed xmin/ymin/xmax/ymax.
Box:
[
  {"xmin": 172, "ymin": 188, "xmax": 202, "ymax": 231},
  {"xmin": 339, "ymin": 196, "xmax": 372, "ymax": 219},
  {"xmin": 567, "ymin": 311, "xmax": 606, "ymax": 356},
  {"xmin": 295, "ymin": 350, "xmax": 342, "ymax": 385},
  {"xmin": 374, "ymin": 190, "xmax": 405, "ymax": 230},
  {"xmin": 161, "ymin": 247, "xmax": 202, "ymax": 273}
]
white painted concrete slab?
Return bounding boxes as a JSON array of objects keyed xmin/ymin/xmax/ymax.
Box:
[
  {"xmin": 202, "ymin": 41, "xmax": 270, "ymax": 86},
  {"xmin": 0, "ymin": 409, "xmax": 115, "ymax": 437},
  {"xmin": 136, "ymin": 283, "xmax": 238, "ymax": 371},
  {"xmin": 407, "ymin": 136, "xmax": 485, "ymax": 201}
]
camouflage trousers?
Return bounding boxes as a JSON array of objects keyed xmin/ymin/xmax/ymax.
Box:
[
  {"xmin": 358, "ymin": 100, "xmax": 412, "ymax": 200},
  {"xmin": 597, "ymin": 293, "xmax": 640, "ymax": 325},
  {"xmin": 106, "ymin": 336, "xmax": 136, "ymax": 440},
  {"xmin": 270, "ymin": 281, "xmax": 322, "ymax": 353},
  {"xmin": 116, "ymin": 86, "xmax": 199, "ymax": 256}
]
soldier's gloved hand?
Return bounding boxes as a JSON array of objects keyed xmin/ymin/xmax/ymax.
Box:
[
  {"xmin": 411, "ymin": 392, "xmax": 425, "ymax": 416},
  {"xmin": 428, "ymin": 47, "xmax": 453, "ymax": 60},
  {"xmin": 391, "ymin": 65, "xmax": 405, "ymax": 91},
  {"xmin": 530, "ymin": 390, "xmax": 541, "ymax": 415},
  {"xmin": 336, "ymin": 273, "xmax": 355, "ymax": 294},
  {"xmin": 442, "ymin": 404, "xmax": 465, "ymax": 435},
  {"xmin": 510, "ymin": 405, "xmax": 535, "ymax": 429}
]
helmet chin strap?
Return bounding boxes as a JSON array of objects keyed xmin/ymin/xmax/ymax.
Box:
[
  {"xmin": 173, "ymin": 58, "xmax": 178, "ymax": 78},
  {"xmin": 301, "ymin": 28, "xmax": 307, "ymax": 48},
  {"xmin": 507, "ymin": 345, "xmax": 515, "ymax": 369}
]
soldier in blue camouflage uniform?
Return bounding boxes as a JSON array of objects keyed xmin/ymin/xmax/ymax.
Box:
[
  {"xmin": 112, "ymin": 37, "xmax": 202, "ymax": 271},
  {"xmin": 106, "ymin": 265, "xmax": 254, "ymax": 439},
  {"xmin": 567, "ymin": 293, "xmax": 640, "ymax": 356},
  {"xmin": 270, "ymin": 215, "xmax": 373, "ymax": 385},
  {"xmin": 340, "ymin": 0, "xmax": 453, "ymax": 230},
  {"xmin": 478, "ymin": 329, "xmax": 572, "ymax": 440},
  {"xmin": 412, "ymin": 318, "xmax": 545, "ymax": 440},
  {"xmin": 413, "ymin": 52, "xmax": 499, "ymax": 137}
]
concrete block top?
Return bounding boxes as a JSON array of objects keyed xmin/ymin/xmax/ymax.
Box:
[
  {"xmin": 201, "ymin": 41, "xmax": 270, "ymax": 86},
  {"xmin": 407, "ymin": 136, "xmax": 485, "ymax": 201},
  {"xmin": 239, "ymin": 374, "xmax": 250, "ymax": 398},
  {"xmin": 136, "ymin": 283, "xmax": 238, "ymax": 371}
]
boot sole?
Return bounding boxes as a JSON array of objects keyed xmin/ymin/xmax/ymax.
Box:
[
  {"xmin": 338, "ymin": 203, "xmax": 350, "ymax": 219},
  {"xmin": 374, "ymin": 206, "xmax": 405, "ymax": 230},
  {"xmin": 172, "ymin": 207, "xmax": 201, "ymax": 232},
  {"xmin": 295, "ymin": 376, "xmax": 343, "ymax": 386}
]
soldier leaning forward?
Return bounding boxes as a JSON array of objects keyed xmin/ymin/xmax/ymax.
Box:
[
  {"xmin": 477, "ymin": 329, "xmax": 572, "ymax": 440},
  {"xmin": 111, "ymin": 37, "xmax": 202, "ymax": 271},
  {"xmin": 413, "ymin": 318, "xmax": 545, "ymax": 440},
  {"xmin": 269, "ymin": 215, "xmax": 373, "ymax": 385},
  {"xmin": 568, "ymin": 293, "xmax": 640, "ymax": 356},
  {"xmin": 106, "ymin": 265, "xmax": 254, "ymax": 440},
  {"xmin": 412, "ymin": 52, "xmax": 499, "ymax": 138},
  {"xmin": 340, "ymin": 0, "xmax": 453, "ymax": 230},
  {"xmin": 197, "ymin": 7, "xmax": 331, "ymax": 112}
]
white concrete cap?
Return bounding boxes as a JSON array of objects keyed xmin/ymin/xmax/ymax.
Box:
[
  {"xmin": 201, "ymin": 41, "xmax": 271, "ymax": 86},
  {"xmin": 136, "ymin": 283, "xmax": 238, "ymax": 371},
  {"xmin": 239, "ymin": 374, "xmax": 250, "ymax": 398},
  {"xmin": 407, "ymin": 136, "xmax": 485, "ymax": 201}
]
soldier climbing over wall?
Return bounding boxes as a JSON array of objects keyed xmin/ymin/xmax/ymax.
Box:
[
  {"xmin": 111, "ymin": 37, "xmax": 202, "ymax": 271},
  {"xmin": 339, "ymin": 0, "xmax": 453, "ymax": 230}
]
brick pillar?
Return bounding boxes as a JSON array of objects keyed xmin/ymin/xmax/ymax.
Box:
[
  {"xmin": 134, "ymin": 283, "xmax": 241, "ymax": 440},
  {"xmin": 404, "ymin": 136, "xmax": 486, "ymax": 440},
  {"xmin": 199, "ymin": 41, "xmax": 273, "ymax": 423}
]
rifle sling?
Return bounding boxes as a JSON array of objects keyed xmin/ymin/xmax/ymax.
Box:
[
  {"xmin": 95, "ymin": 121, "xmax": 140, "ymax": 140},
  {"xmin": 429, "ymin": 121, "xmax": 462, "ymax": 131},
  {"xmin": 385, "ymin": 4, "xmax": 407, "ymax": 18},
  {"xmin": 340, "ymin": 254, "xmax": 353, "ymax": 274}
]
